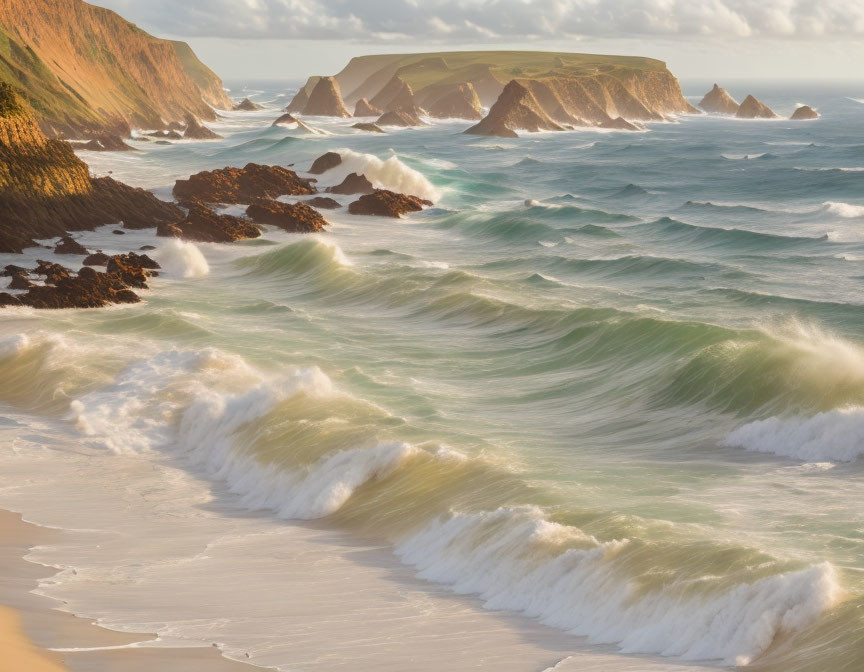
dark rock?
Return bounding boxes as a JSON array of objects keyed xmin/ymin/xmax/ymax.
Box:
[
  {"xmin": 0, "ymin": 293, "xmax": 20, "ymax": 306},
  {"xmin": 246, "ymin": 200, "xmax": 329, "ymax": 233},
  {"xmin": 113, "ymin": 229, "xmax": 126, "ymax": 235},
  {"xmin": 328, "ymin": 173, "xmax": 374, "ymax": 195},
  {"xmin": 106, "ymin": 253, "xmax": 158, "ymax": 288},
  {"xmin": 304, "ymin": 197, "xmax": 341, "ymax": 210},
  {"xmin": 83, "ymin": 251, "xmax": 111, "ymax": 266},
  {"xmin": 183, "ymin": 114, "xmax": 223, "ymax": 140},
  {"xmin": 2, "ymin": 265, "xmax": 29, "ymax": 277},
  {"xmin": 348, "ymin": 190, "xmax": 432, "ymax": 218},
  {"xmin": 17, "ymin": 265, "xmax": 143, "ymax": 309},
  {"xmin": 354, "ymin": 98, "xmax": 382, "ymax": 117},
  {"xmin": 352, "ymin": 123, "xmax": 386, "ymax": 134},
  {"xmin": 234, "ymin": 98, "xmax": 264, "ymax": 111},
  {"xmin": 139, "ymin": 245, "xmax": 156, "ymax": 251},
  {"xmin": 173, "ymin": 163, "xmax": 316, "ymax": 205},
  {"xmin": 33, "ymin": 260, "xmax": 71, "ymax": 284},
  {"xmin": 309, "ymin": 152, "xmax": 342, "ymax": 175},
  {"xmin": 158, "ymin": 204, "xmax": 261, "ymax": 243},
  {"xmin": 54, "ymin": 236, "xmax": 88, "ymax": 255},
  {"xmin": 791, "ymin": 105, "xmax": 819, "ymax": 120},
  {"xmin": 69, "ymin": 135, "xmax": 138, "ymax": 152},
  {"xmin": 8, "ymin": 272, "xmax": 33, "ymax": 290}
]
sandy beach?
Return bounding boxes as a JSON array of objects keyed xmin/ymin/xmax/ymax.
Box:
[{"xmin": 0, "ymin": 509, "xmax": 255, "ymax": 672}]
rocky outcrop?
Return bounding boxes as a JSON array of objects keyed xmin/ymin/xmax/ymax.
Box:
[
  {"xmin": 791, "ymin": 105, "xmax": 819, "ymax": 120},
  {"xmin": 304, "ymin": 197, "xmax": 341, "ymax": 209},
  {"xmin": 271, "ymin": 113, "xmax": 316, "ymax": 133},
  {"xmin": 55, "ymin": 236, "xmax": 88, "ymax": 255},
  {"xmin": 0, "ymin": 253, "xmax": 162, "ymax": 309},
  {"xmin": 698, "ymin": 84, "xmax": 740, "ymax": 115},
  {"xmin": 302, "ymin": 77, "xmax": 351, "ymax": 118},
  {"xmin": 157, "ymin": 204, "xmax": 260, "ymax": 243},
  {"xmin": 0, "ymin": 0, "xmax": 231, "ymax": 137},
  {"xmin": 0, "ymin": 82, "xmax": 184, "ymax": 253},
  {"xmin": 417, "ymin": 83, "xmax": 483, "ymax": 120},
  {"xmin": 173, "ymin": 163, "xmax": 316, "ymax": 205},
  {"xmin": 309, "ymin": 152, "xmax": 342, "ymax": 175},
  {"xmin": 246, "ymin": 200, "xmax": 329, "ymax": 233},
  {"xmin": 348, "ymin": 190, "xmax": 432, "ymax": 218},
  {"xmin": 465, "ymin": 80, "xmax": 562, "ymax": 137},
  {"xmin": 376, "ymin": 110, "xmax": 425, "ymax": 127},
  {"xmin": 146, "ymin": 130, "xmax": 183, "ymax": 139},
  {"xmin": 234, "ymin": 98, "xmax": 263, "ymax": 111},
  {"xmin": 69, "ymin": 135, "xmax": 137, "ymax": 152},
  {"xmin": 352, "ymin": 123, "xmax": 385, "ymax": 133},
  {"xmin": 328, "ymin": 173, "xmax": 374, "ymax": 195},
  {"xmin": 183, "ymin": 115, "xmax": 223, "ymax": 140},
  {"xmin": 354, "ymin": 98, "xmax": 382, "ymax": 117},
  {"xmin": 83, "ymin": 251, "xmax": 111, "ymax": 266},
  {"xmin": 736, "ymin": 95, "xmax": 778, "ymax": 119},
  {"xmin": 286, "ymin": 77, "xmax": 320, "ymax": 113}
]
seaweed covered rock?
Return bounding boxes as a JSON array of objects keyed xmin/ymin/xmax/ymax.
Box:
[
  {"xmin": 246, "ymin": 200, "xmax": 329, "ymax": 233},
  {"xmin": 158, "ymin": 204, "xmax": 261, "ymax": 243},
  {"xmin": 348, "ymin": 190, "xmax": 431, "ymax": 218},
  {"xmin": 83, "ymin": 251, "xmax": 111, "ymax": 266},
  {"xmin": 173, "ymin": 163, "xmax": 316, "ymax": 205},
  {"xmin": 328, "ymin": 173, "xmax": 374, "ymax": 195}
]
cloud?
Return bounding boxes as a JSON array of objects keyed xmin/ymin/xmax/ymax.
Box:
[{"xmin": 94, "ymin": 0, "xmax": 864, "ymax": 41}]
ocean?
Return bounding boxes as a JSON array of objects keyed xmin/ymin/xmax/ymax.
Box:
[{"xmin": 0, "ymin": 79, "xmax": 862, "ymax": 671}]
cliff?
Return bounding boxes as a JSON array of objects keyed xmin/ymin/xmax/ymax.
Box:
[
  {"xmin": 736, "ymin": 95, "xmax": 778, "ymax": 119},
  {"xmin": 0, "ymin": 82, "xmax": 182, "ymax": 253},
  {"xmin": 698, "ymin": 84, "xmax": 740, "ymax": 115},
  {"xmin": 0, "ymin": 0, "xmax": 232, "ymax": 137},
  {"xmin": 321, "ymin": 51, "xmax": 696, "ymax": 133}
]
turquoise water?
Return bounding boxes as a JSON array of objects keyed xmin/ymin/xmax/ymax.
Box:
[{"xmin": 1, "ymin": 80, "xmax": 863, "ymax": 670}]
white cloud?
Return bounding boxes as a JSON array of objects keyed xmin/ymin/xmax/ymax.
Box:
[{"xmin": 94, "ymin": 0, "xmax": 864, "ymax": 41}]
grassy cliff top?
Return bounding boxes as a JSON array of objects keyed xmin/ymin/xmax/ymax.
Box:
[{"xmin": 336, "ymin": 51, "xmax": 668, "ymax": 97}]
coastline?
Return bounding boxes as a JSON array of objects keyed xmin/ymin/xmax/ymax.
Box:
[{"xmin": 0, "ymin": 509, "xmax": 258, "ymax": 672}]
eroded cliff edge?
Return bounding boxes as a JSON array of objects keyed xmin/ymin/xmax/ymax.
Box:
[{"xmin": 0, "ymin": 0, "xmax": 232, "ymax": 137}]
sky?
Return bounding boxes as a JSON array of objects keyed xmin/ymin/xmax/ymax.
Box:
[{"xmin": 92, "ymin": 0, "xmax": 864, "ymax": 82}]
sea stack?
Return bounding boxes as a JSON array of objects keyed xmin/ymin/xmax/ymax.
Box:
[
  {"xmin": 791, "ymin": 105, "xmax": 820, "ymax": 120},
  {"xmin": 183, "ymin": 114, "xmax": 223, "ymax": 139},
  {"xmin": 423, "ymin": 83, "xmax": 483, "ymax": 120},
  {"xmin": 465, "ymin": 80, "xmax": 563, "ymax": 138},
  {"xmin": 234, "ymin": 98, "xmax": 263, "ymax": 111},
  {"xmin": 354, "ymin": 98, "xmax": 382, "ymax": 117},
  {"xmin": 302, "ymin": 76, "xmax": 351, "ymax": 118},
  {"xmin": 698, "ymin": 84, "xmax": 740, "ymax": 115},
  {"xmin": 736, "ymin": 95, "xmax": 778, "ymax": 119}
]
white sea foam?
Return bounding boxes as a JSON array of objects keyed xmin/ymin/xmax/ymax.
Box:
[
  {"xmin": 396, "ymin": 506, "xmax": 838, "ymax": 666},
  {"xmin": 325, "ymin": 149, "xmax": 440, "ymax": 201},
  {"xmin": 721, "ymin": 153, "xmax": 767, "ymax": 160},
  {"xmin": 0, "ymin": 333, "xmax": 30, "ymax": 359},
  {"xmin": 154, "ymin": 240, "xmax": 210, "ymax": 278},
  {"xmin": 723, "ymin": 408, "xmax": 864, "ymax": 463},
  {"xmin": 822, "ymin": 201, "xmax": 864, "ymax": 218}
]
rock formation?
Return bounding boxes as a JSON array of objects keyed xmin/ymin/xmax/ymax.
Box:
[
  {"xmin": 309, "ymin": 152, "xmax": 342, "ymax": 175},
  {"xmin": 465, "ymin": 80, "xmax": 562, "ymax": 137},
  {"xmin": 69, "ymin": 135, "xmax": 137, "ymax": 152},
  {"xmin": 286, "ymin": 77, "xmax": 320, "ymax": 113},
  {"xmin": 354, "ymin": 98, "xmax": 382, "ymax": 117},
  {"xmin": 0, "ymin": 253, "xmax": 162, "ymax": 309},
  {"xmin": 327, "ymin": 51, "xmax": 697, "ymax": 135},
  {"xmin": 304, "ymin": 197, "xmax": 341, "ymax": 210},
  {"xmin": 83, "ymin": 251, "xmax": 111, "ymax": 266},
  {"xmin": 271, "ymin": 113, "xmax": 316, "ymax": 132},
  {"xmin": 791, "ymin": 105, "xmax": 820, "ymax": 120},
  {"xmin": 0, "ymin": 0, "xmax": 231, "ymax": 137},
  {"xmin": 55, "ymin": 236, "xmax": 88, "ymax": 255},
  {"xmin": 246, "ymin": 200, "xmax": 329, "ymax": 233},
  {"xmin": 157, "ymin": 204, "xmax": 260, "ymax": 243},
  {"xmin": 736, "ymin": 95, "xmax": 778, "ymax": 119},
  {"xmin": 234, "ymin": 98, "xmax": 263, "ymax": 111},
  {"xmin": 376, "ymin": 110, "xmax": 425, "ymax": 128},
  {"xmin": 352, "ymin": 123, "xmax": 386, "ymax": 133},
  {"xmin": 348, "ymin": 190, "xmax": 432, "ymax": 218},
  {"xmin": 183, "ymin": 115, "xmax": 223, "ymax": 140},
  {"xmin": 302, "ymin": 77, "xmax": 351, "ymax": 118},
  {"xmin": 173, "ymin": 163, "xmax": 317, "ymax": 205},
  {"xmin": 328, "ymin": 173, "xmax": 375, "ymax": 195},
  {"xmin": 0, "ymin": 82, "xmax": 183, "ymax": 253},
  {"xmin": 698, "ymin": 84, "xmax": 740, "ymax": 115}
]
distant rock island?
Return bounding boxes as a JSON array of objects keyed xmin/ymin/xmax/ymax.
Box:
[
  {"xmin": 287, "ymin": 51, "xmax": 699, "ymax": 136},
  {"xmin": 698, "ymin": 84, "xmax": 817, "ymax": 121},
  {"xmin": 698, "ymin": 84, "xmax": 740, "ymax": 115},
  {"xmin": 0, "ymin": 0, "xmax": 232, "ymax": 138}
]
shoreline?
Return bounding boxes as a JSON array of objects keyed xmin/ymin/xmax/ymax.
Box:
[{"xmin": 0, "ymin": 509, "xmax": 259, "ymax": 672}]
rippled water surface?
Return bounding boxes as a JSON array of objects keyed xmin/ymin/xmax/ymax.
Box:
[{"xmin": 1, "ymin": 80, "xmax": 863, "ymax": 671}]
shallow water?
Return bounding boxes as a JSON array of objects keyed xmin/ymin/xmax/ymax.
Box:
[{"xmin": 1, "ymin": 79, "xmax": 863, "ymax": 670}]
